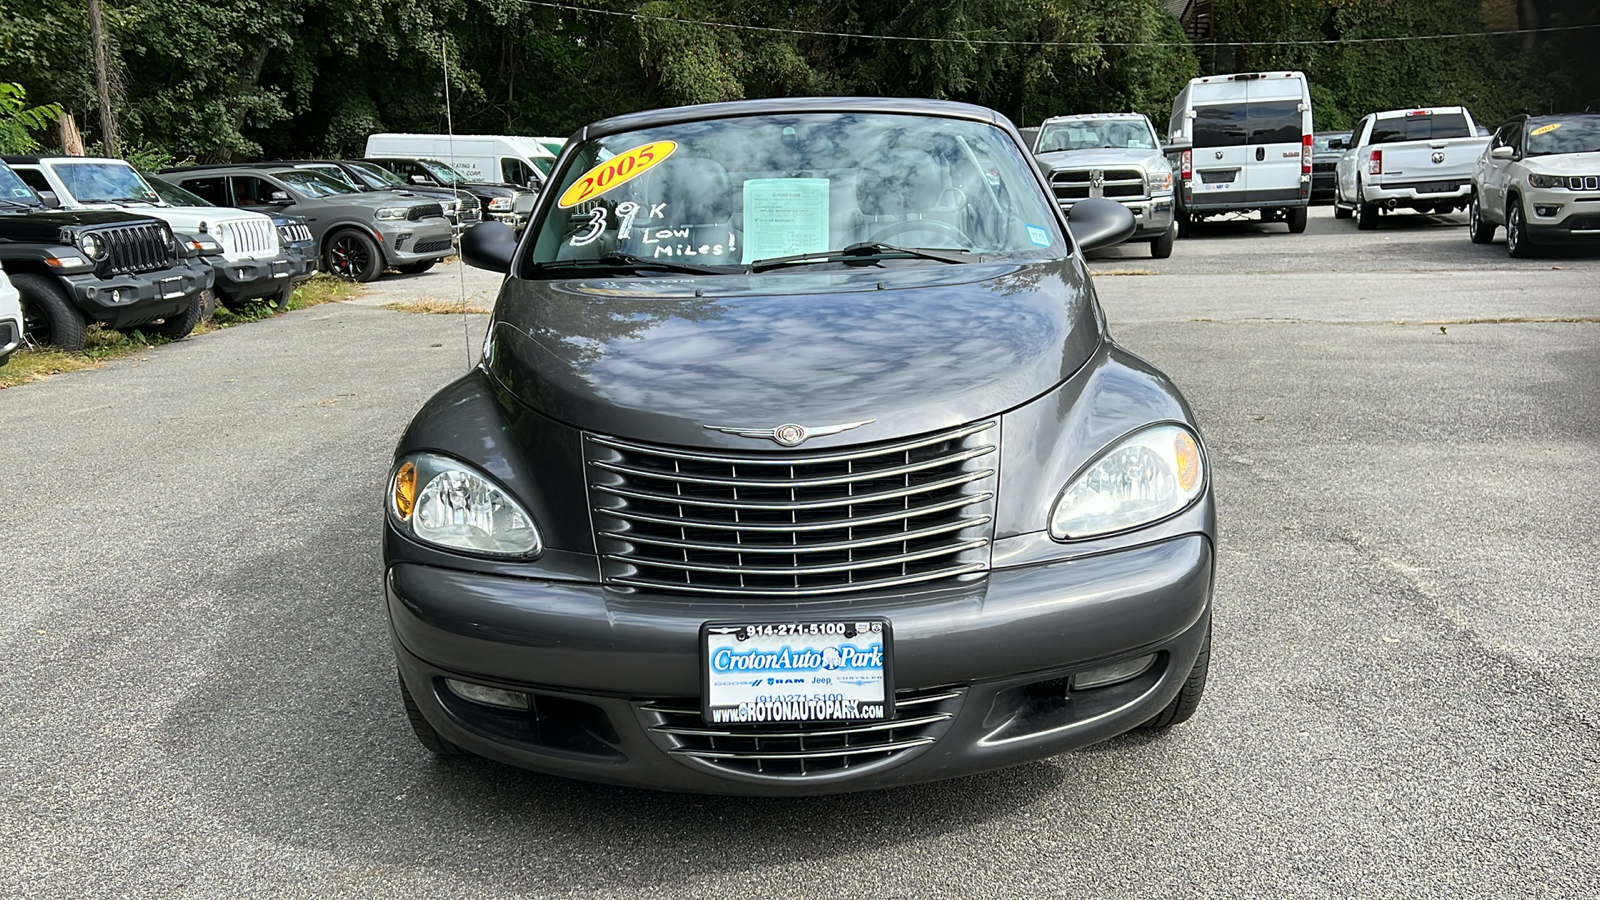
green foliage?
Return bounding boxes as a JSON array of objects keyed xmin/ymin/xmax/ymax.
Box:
[{"xmin": 0, "ymin": 82, "xmax": 62, "ymax": 153}]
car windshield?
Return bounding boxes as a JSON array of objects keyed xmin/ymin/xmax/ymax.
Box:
[
  {"xmin": 0, "ymin": 163, "xmax": 39, "ymax": 206},
  {"xmin": 300, "ymin": 165, "xmax": 359, "ymax": 189},
  {"xmin": 529, "ymin": 112, "xmax": 1063, "ymax": 272},
  {"xmin": 55, "ymin": 162, "xmax": 162, "ymax": 204},
  {"xmin": 1313, "ymin": 134, "xmax": 1349, "ymax": 152},
  {"xmin": 276, "ymin": 170, "xmax": 357, "ymax": 198},
  {"xmin": 347, "ymin": 160, "xmax": 407, "ymax": 188},
  {"xmin": 1526, "ymin": 117, "xmax": 1600, "ymax": 156},
  {"xmin": 1037, "ymin": 118, "xmax": 1157, "ymax": 152},
  {"xmin": 418, "ymin": 159, "xmax": 471, "ymax": 185},
  {"xmin": 144, "ymin": 174, "xmax": 213, "ymax": 206}
]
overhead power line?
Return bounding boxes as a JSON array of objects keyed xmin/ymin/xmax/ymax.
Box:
[{"xmin": 513, "ymin": 2, "xmax": 1600, "ymax": 49}]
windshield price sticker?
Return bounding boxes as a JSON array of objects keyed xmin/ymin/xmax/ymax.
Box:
[
  {"xmin": 702, "ymin": 620, "xmax": 893, "ymax": 725},
  {"xmin": 558, "ymin": 140, "xmax": 677, "ymax": 209}
]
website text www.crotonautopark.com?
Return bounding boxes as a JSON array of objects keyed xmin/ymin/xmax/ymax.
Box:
[{"xmin": 712, "ymin": 699, "xmax": 886, "ymax": 723}]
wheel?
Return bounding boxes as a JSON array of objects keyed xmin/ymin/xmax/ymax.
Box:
[
  {"xmin": 324, "ymin": 229, "xmax": 384, "ymax": 282},
  {"xmin": 867, "ymin": 217, "xmax": 970, "ymax": 246},
  {"xmin": 397, "ymin": 260, "xmax": 436, "ymax": 275},
  {"xmin": 1287, "ymin": 206, "xmax": 1308, "ymax": 234},
  {"xmin": 400, "ymin": 674, "xmax": 463, "ymax": 757},
  {"xmin": 10, "ymin": 272, "xmax": 88, "ymax": 352},
  {"xmin": 1142, "ymin": 621, "xmax": 1211, "ymax": 730},
  {"xmin": 1150, "ymin": 222, "xmax": 1175, "ymax": 258},
  {"xmin": 1333, "ymin": 203, "xmax": 1352, "ymax": 220},
  {"xmin": 269, "ymin": 285, "xmax": 293, "ymax": 313},
  {"xmin": 147, "ymin": 292, "xmax": 204, "ymax": 340},
  {"xmin": 1175, "ymin": 206, "xmax": 1192, "ymax": 239},
  {"xmin": 1506, "ymin": 198, "xmax": 1535, "ymax": 258},
  {"xmin": 1355, "ymin": 182, "xmax": 1378, "ymax": 230},
  {"xmin": 1468, "ymin": 194, "xmax": 1496, "ymax": 244}
]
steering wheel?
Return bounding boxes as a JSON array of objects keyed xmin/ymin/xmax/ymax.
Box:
[{"xmin": 867, "ymin": 217, "xmax": 971, "ymax": 246}]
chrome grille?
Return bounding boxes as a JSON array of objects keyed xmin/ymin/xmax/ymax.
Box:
[
  {"xmin": 1566, "ymin": 175, "xmax": 1600, "ymax": 191},
  {"xmin": 587, "ymin": 421, "xmax": 997, "ymax": 596},
  {"xmin": 457, "ymin": 193, "xmax": 481, "ymax": 224},
  {"xmin": 211, "ymin": 217, "xmax": 276, "ymax": 256},
  {"xmin": 1050, "ymin": 167, "xmax": 1147, "ymax": 203},
  {"xmin": 513, "ymin": 192, "xmax": 536, "ymax": 214},
  {"xmin": 639, "ymin": 686, "xmax": 964, "ymax": 778},
  {"xmin": 95, "ymin": 223, "xmax": 175, "ymax": 276},
  {"xmin": 406, "ymin": 203, "xmax": 444, "ymax": 221}
]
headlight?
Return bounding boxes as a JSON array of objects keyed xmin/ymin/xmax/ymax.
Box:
[
  {"xmin": 1527, "ymin": 173, "xmax": 1564, "ymax": 189},
  {"xmin": 1049, "ymin": 424, "xmax": 1206, "ymax": 540},
  {"xmin": 488, "ymin": 196, "xmax": 512, "ymax": 211},
  {"xmin": 375, "ymin": 207, "xmax": 410, "ymax": 220},
  {"xmin": 76, "ymin": 232, "xmax": 107, "ymax": 260},
  {"xmin": 186, "ymin": 236, "xmax": 223, "ymax": 253},
  {"xmin": 1146, "ymin": 170, "xmax": 1173, "ymax": 193},
  {"xmin": 389, "ymin": 453, "xmax": 541, "ymax": 556}
]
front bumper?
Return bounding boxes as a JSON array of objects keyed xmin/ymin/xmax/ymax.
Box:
[
  {"xmin": 1524, "ymin": 190, "xmax": 1600, "ymax": 244},
  {"xmin": 1059, "ymin": 195, "xmax": 1174, "ymax": 239},
  {"xmin": 388, "ymin": 532, "xmax": 1214, "ymax": 795},
  {"xmin": 0, "ymin": 316, "xmax": 20, "ymax": 364},
  {"xmin": 380, "ymin": 220, "xmax": 457, "ymax": 265},
  {"xmin": 60, "ymin": 261, "xmax": 213, "ymax": 330},
  {"xmin": 486, "ymin": 210, "xmax": 527, "ymax": 231},
  {"xmin": 210, "ymin": 250, "xmax": 317, "ymax": 303}
]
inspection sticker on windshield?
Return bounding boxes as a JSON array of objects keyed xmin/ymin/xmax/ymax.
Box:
[
  {"xmin": 1026, "ymin": 224, "xmax": 1051, "ymax": 246},
  {"xmin": 701, "ymin": 620, "xmax": 892, "ymax": 724},
  {"xmin": 558, "ymin": 140, "xmax": 677, "ymax": 208}
]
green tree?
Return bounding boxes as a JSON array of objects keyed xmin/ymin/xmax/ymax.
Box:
[{"xmin": 0, "ymin": 82, "xmax": 63, "ymax": 153}]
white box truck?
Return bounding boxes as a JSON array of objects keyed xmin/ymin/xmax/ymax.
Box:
[
  {"xmin": 1166, "ymin": 71, "xmax": 1314, "ymax": 235},
  {"xmin": 364, "ymin": 134, "xmax": 556, "ymax": 190}
]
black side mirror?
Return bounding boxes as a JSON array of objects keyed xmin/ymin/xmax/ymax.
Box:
[
  {"xmin": 461, "ymin": 221, "xmax": 517, "ymax": 274},
  {"xmin": 1067, "ymin": 197, "xmax": 1137, "ymax": 253},
  {"xmin": 37, "ymin": 190, "xmax": 61, "ymax": 209}
]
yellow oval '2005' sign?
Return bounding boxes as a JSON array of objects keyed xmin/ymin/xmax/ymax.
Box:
[{"xmin": 558, "ymin": 141, "xmax": 677, "ymax": 208}]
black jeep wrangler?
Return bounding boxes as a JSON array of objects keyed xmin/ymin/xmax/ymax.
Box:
[{"xmin": 0, "ymin": 159, "xmax": 215, "ymax": 352}]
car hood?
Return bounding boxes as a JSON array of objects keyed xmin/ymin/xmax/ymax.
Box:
[
  {"xmin": 1522, "ymin": 151, "xmax": 1600, "ymax": 174},
  {"xmin": 1035, "ymin": 147, "xmax": 1165, "ymax": 172},
  {"xmin": 0, "ymin": 207, "xmax": 160, "ymax": 243},
  {"xmin": 484, "ymin": 259, "xmax": 1102, "ymax": 449},
  {"xmin": 68, "ymin": 204, "xmax": 271, "ymax": 232}
]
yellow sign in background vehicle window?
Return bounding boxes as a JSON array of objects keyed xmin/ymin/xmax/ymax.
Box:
[{"xmin": 558, "ymin": 141, "xmax": 677, "ymax": 208}]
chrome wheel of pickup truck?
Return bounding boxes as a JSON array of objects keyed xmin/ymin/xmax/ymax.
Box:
[{"xmin": 1355, "ymin": 182, "xmax": 1378, "ymax": 231}]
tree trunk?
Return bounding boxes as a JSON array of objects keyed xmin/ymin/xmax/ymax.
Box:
[
  {"xmin": 87, "ymin": 0, "xmax": 118, "ymax": 156},
  {"xmin": 1519, "ymin": 0, "xmax": 1542, "ymax": 51},
  {"xmin": 58, "ymin": 112, "xmax": 85, "ymax": 156},
  {"xmin": 217, "ymin": 43, "xmax": 270, "ymax": 162}
]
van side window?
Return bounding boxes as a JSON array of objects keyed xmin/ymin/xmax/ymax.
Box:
[
  {"xmin": 181, "ymin": 177, "xmax": 229, "ymax": 206},
  {"xmin": 1247, "ymin": 101, "xmax": 1302, "ymax": 145},
  {"xmin": 501, "ymin": 157, "xmax": 536, "ymax": 186}
]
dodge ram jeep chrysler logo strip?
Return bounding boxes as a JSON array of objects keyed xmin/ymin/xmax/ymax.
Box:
[{"xmin": 704, "ymin": 420, "xmax": 875, "ymax": 447}]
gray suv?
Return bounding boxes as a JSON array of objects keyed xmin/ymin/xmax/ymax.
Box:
[{"xmin": 160, "ymin": 165, "xmax": 455, "ymax": 281}]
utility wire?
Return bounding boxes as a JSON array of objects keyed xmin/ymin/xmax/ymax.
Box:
[{"xmin": 511, "ymin": 2, "xmax": 1600, "ymax": 49}]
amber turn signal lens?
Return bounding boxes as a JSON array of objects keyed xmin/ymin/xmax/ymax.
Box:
[
  {"xmin": 1174, "ymin": 431, "xmax": 1200, "ymax": 492},
  {"xmin": 393, "ymin": 460, "xmax": 417, "ymax": 519}
]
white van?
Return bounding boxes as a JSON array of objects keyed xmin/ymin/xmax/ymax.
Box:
[
  {"xmin": 364, "ymin": 133, "xmax": 557, "ymax": 190},
  {"xmin": 1166, "ymin": 71, "xmax": 1313, "ymax": 234}
]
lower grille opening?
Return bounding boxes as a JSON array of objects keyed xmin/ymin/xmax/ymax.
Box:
[
  {"xmin": 434, "ymin": 679, "xmax": 622, "ymax": 760},
  {"xmin": 640, "ymin": 686, "xmax": 963, "ymax": 779},
  {"xmin": 412, "ymin": 238, "xmax": 453, "ymax": 254}
]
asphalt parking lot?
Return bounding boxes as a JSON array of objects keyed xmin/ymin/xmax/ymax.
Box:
[{"xmin": 3, "ymin": 205, "xmax": 1597, "ymax": 898}]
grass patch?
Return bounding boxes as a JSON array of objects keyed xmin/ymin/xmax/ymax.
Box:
[
  {"xmin": 0, "ymin": 274, "xmax": 364, "ymax": 389},
  {"xmin": 381, "ymin": 299, "xmax": 488, "ymax": 315}
]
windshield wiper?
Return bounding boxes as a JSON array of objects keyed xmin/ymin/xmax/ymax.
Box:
[
  {"xmin": 531, "ymin": 252, "xmax": 737, "ymax": 276},
  {"xmin": 749, "ymin": 242, "xmax": 972, "ymax": 273},
  {"xmin": 77, "ymin": 197, "xmax": 153, "ymax": 205}
]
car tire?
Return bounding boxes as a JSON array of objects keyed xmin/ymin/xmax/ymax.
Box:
[
  {"xmin": 11, "ymin": 272, "xmax": 88, "ymax": 353},
  {"xmin": 1175, "ymin": 204, "xmax": 1192, "ymax": 239},
  {"xmin": 1505, "ymin": 198, "xmax": 1535, "ymax": 258},
  {"xmin": 1468, "ymin": 194, "xmax": 1496, "ymax": 244},
  {"xmin": 400, "ymin": 674, "xmax": 463, "ymax": 757},
  {"xmin": 1150, "ymin": 223, "xmax": 1175, "ymax": 259},
  {"xmin": 269, "ymin": 285, "xmax": 294, "ymax": 313},
  {"xmin": 1142, "ymin": 620, "xmax": 1211, "ymax": 730},
  {"xmin": 398, "ymin": 260, "xmax": 436, "ymax": 275},
  {"xmin": 148, "ymin": 292, "xmax": 204, "ymax": 340},
  {"xmin": 1333, "ymin": 202, "xmax": 1352, "ymax": 220},
  {"xmin": 1355, "ymin": 182, "xmax": 1378, "ymax": 231},
  {"xmin": 1287, "ymin": 206, "xmax": 1308, "ymax": 234},
  {"xmin": 325, "ymin": 229, "xmax": 384, "ymax": 282}
]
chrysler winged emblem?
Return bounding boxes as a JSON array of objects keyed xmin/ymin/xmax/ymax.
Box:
[
  {"xmin": 1431, "ymin": 151, "xmax": 1446, "ymax": 164},
  {"xmin": 704, "ymin": 419, "xmax": 875, "ymax": 447}
]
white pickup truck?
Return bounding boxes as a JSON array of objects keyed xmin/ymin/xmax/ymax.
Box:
[
  {"xmin": 5, "ymin": 156, "xmax": 314, "ymax": 310},
  {"xmin": 1333, "ymin": 107, "xmax": 1492, "ymax": 229}
]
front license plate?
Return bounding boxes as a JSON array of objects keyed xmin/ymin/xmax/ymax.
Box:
[
  {"xmin": 160, "ymin": 277, "xmax": 184, "ymax": 299},
  {"xmin": 701, "ymin": 620, "xmax": 893, "ymax": 725}
]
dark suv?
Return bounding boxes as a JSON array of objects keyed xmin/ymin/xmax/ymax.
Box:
[
  {"xmin": 0, "ymin": 159, "xmax": 213, "ymax": 352},
  {"xmin": 160, "ymin": 165, "xmax": 455, "ymax": 281},
  {"xmin": 360, "ymin": 157, "xmax": 535, "ymax": 231}
]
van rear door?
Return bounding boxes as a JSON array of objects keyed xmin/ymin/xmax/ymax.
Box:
[
  {"xmin": 1244, "ymin": 77, "xmax": 1308, "ymax": 202},
  {"xmin": 1192, "ymin": 99, "xmax": 1252, "ymax": 202}
]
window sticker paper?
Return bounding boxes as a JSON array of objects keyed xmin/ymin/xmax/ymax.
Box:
[{"xmin": 741, "ymin": 178, "xmax": 830, "ymax": 264}]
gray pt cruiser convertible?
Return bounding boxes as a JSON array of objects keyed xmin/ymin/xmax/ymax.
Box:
[{"xmin": 385, "ymin": 97, "xmax": 1216, "ymax": 795}]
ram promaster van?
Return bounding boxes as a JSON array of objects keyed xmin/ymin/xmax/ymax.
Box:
[
  {"xmin": 1167, "ymin": 71, "xmax": 1313, "ymax": 235},
  {"xmin": 364, "ymin": 133, "xmax": 556, "ymax": 190}
]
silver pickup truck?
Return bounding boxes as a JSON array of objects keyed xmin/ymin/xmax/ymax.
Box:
[
  {"xmin": 1033, "ymin": 113, "xmax": 1177, "ymax": 258},
  {"xmin": 1334, "ymin": 106, "xmax": 1491, "ymax": 229}
]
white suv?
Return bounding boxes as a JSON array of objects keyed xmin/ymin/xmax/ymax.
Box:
[
  {"xmin": 1471, "ymin": 113, "xmax": 1600, "ymax": 257},
  {"xmin": 0, "ymin": 269, "xmax": 20, "ymax": 367}
]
